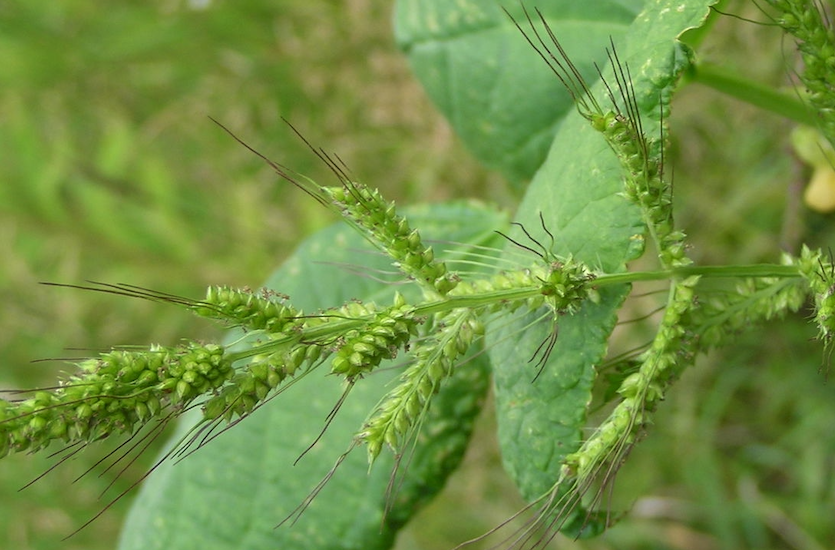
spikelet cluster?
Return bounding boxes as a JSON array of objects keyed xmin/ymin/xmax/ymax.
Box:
[
  {"xmin": 594, "ymin": 107, "xmax": 686, "ymax": 268},
  {"xmin": 559, "ymin": 258, "xmax": 811, "ymax": 496},
  {"xmin": 329, "ymin": 294, "xmax": 419, "ymax": 378},
  {"xmin": 0, "ymin": 343, "xmax": 233, "ymax": 459},
  {"xmin": 510, "ymin": 5, "xmax": 684, "ymax": 269},
  {"xmin": 350, "ymin": 258, "xmax": 593, "ymax": 464},
  {"xmin": 356, "ymin": 309, "xmax": 484, "ymax": 464},
  {"xmin": 449, "ymin": 258, "xmax": 595, "ymax": 314},
  {"xmin": 199, "ymin": 343, "xmax": 323, "ymax": 422},
  {"xmin": 325, "ymin": 185, "xmax": 458, "ymax": 296},
  {"xmin": 559, "ymin": 276, "xmax": 698, "ymax": 485},
  {"xmin": 338, "ymin": 256, "xmax": 594, "ymax": 464},
  {"xmin": 194, "ymin": 285, "xmax": 300, "ymax": 333},
  {"xmin": 234, "ymin": 121, "xmax": 459, "ymax": 298},
  {"xmin": 200, "ymin": 293, "xmax": 420, "ymax": 421},
  {"xmin": 767, "ymin": 0, "xmax": 835, "ymax": 146},
  {"xmin": 695, "ymin": 273, "xmax": 807, "ymax": 349}
]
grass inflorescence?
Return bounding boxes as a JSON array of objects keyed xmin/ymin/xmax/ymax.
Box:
[{"xmin": 4, "ymin": 4, "xmax": 835, "ymax": 548}]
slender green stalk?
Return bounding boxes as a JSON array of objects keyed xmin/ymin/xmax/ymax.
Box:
[
  {"xmin": 593, "ymin": 263, "xmax": 801, "ymax": 285},
  {"xmin": 685, "ymin": 62, "xmax": 817, "ymax": 125},
  {"xmin": 417, "ymin": 264, "xmax": 801, "ymax": 316}
]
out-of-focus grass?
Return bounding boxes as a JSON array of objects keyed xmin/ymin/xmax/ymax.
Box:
[{"xmin": 1, "ymin": 1, "xmax": 834, "ymax": 550}]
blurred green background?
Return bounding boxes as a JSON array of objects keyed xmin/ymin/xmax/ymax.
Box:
[{"xmin": 1, "ymin": 1, "xmax": 833, "ymax": 549}]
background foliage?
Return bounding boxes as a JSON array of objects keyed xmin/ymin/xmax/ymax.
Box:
[{"xmin": 1, "ymin": 1, "xmax": 834, "ymax": 549}]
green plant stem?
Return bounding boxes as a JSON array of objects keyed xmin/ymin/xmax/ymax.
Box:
[
  {"xmin": 685, "ymin": 62, "xmax": 816, "ymax": 126},
  {"xmin": 228, "ymin": 263, "xmax": 801, "ymax": 361},
  {"xmin": 418, "ymin": 264, "xmax": 800, "ymax": 314},
  {"xmin": 594, "ymin": 263, "xmax": 800, "ymax": 286}
]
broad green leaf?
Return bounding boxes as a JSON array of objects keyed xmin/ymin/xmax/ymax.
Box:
[
  {"xmin": 394, "ymin": 0, "xmax": 644, "ymax": 184},
  {"xmin": 118, "ymin": 202, "xmax": 505, "ymax": 550},
  {"xmin": 489, "ymin": 0, "xmax": 716, "ymax": 527}
]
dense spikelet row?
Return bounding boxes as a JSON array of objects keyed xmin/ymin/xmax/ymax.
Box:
[
  {"xmin": 594, "ymin": 108, "xmax": 686, "ymax": 269},
  {"xmin": 515, "ymin": 279, "xmax": 701, "ymax": 541},
  {"xmin": 519, "ymin": 1, "xmax": 692, "ymax": 264},
  {"xmin": 0, "ymin": 343, "xmax": 233, "ymax": 459},
  {"xmin": 694, "ymin": 271, "xmax": 808, "ymax": 349},
  {"xmin": 200, "ymin": 344, "xmax": 323, "ymax": 422},
  {"xmin": 449, "ymin": 258, "xmax": 596, "ymax": 314},
  {"xmin": 356, "ymin": 309, "xmax": 484, "ymax": 464},
  {"xmin": 450, "ymin": 266, "xmax": 546, "ymax": 310},
  {"xmin": 560, "ymin": 276, "xmax": 699, "ymax": 487},
  {"xmin": 200, "ymin": 294, "xmax": 421, "ymax": 421},
  {"xmin": 325, "ymin": 185, "xmax": 458, "ymax": 297},
  {"xmin": 508, "ymin": 6, "xmax": 685, "ymax": 270},
  {"xmin": 330, "ymin": 294, "xmax": 419, "ymax": 377},
  {"xmin": 214, "ymin": 120, "xmax": 458, "ymax": 297},
  {"xmin": 194, "ymin": 285, "xmax": 300, "ymax": 333},
  {"xmin": 766, "ymin": 0, "xmax": 835, "ymax": 147}
]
